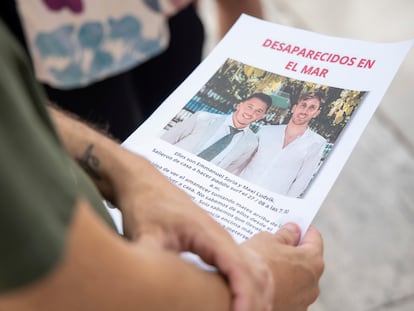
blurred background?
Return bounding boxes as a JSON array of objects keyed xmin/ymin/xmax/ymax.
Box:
[{"xmin": 199, "ymin": 1, "xmax": 414, "ymax": 310}]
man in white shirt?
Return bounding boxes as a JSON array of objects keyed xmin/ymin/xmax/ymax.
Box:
[
  {"xmin": 240, "ymin": 91, "xmax": 327, "ymax": 198},
  {"xmin": 161, "ymin": 93, "xmax": 272, "ymax": 175}
]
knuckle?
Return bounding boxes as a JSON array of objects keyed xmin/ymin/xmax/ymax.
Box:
[{"xmin": 275, "ymin": 229, "xmax": 296, "ymax": 245}]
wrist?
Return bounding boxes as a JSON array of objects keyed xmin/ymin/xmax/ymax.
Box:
[{"xmin": 106, "ymin": 147, "xmax": 162, "ymax": 210}]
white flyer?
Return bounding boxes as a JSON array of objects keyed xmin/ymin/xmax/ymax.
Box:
[{"xmin": 121, "ymin": 14, "xmax": 412, "ymax": 242}]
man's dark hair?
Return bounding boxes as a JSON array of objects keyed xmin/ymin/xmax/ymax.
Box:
[{"xmin": 244, "ymin": 93, "xmax": 272, "ymax": 110}]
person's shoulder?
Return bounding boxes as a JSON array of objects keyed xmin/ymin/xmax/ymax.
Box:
[{"xmin": 194, "ymin": 111, "xmax": 226, "ymax": 121}]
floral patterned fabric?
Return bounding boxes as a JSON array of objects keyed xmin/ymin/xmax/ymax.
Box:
[{"xmin": 16, "ymin": 0, "xmax": 192, "ymax": 89}]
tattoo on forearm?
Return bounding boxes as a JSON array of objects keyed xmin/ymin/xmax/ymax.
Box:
[{"xmin": 78, "ymin": 144, "xmax": 102, "ymax": 180}]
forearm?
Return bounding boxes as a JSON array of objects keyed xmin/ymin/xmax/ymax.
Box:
[
  {"xmin": 215, "ymin": 0, "xmax": 263, "ymax": 37},
  {"xmin": 47, "ymin": 106, "xmax": 204, "ymax": 240},
  {"xmin": 46, "ymin": 107, "xmax": 321, "ymax": 311},
  {"xmin": 48, "ymin": 106, "xmax": 152, "ymax": 204},
  {"xmin": 0, "ymin": 199, "xmax": 231, "ymax": 311}
]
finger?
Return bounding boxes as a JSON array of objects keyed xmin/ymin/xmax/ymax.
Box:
[
  {"xmin": 299, "ymin": 226, "xmax": 325, "ymax": 276},
  {"xmin": 210, "ymin": 246, "xmax": 275, "ymax": 311},
  {"xmin": 299, "ymin": 225, "xmax": 323, "ymax": 253},
  {"xmin": 225, "ymin": 248, "xmax": 273, "ymax": 311},
  {"xmin": 136, "ymin": 228, "xmax": 178, "ymax": 251},
  {"xmin": 273, "ymin": 222, "xmax": 301, "ymax": 246},
  {"xmin": 186, "ymin": 221, "xmax": 270, "ymax": 311}
]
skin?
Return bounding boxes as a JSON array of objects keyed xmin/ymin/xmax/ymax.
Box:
[
  {"xmin": 232, "ymin": 98, "xmax": 268, "ymax": 129},
  {"xmin": 289, "ymin": 97, "xmax": 321, "ymax": 128},
  {"xmin": 244, "ymin": 225, "xmax": 324, "ymax": 311},
  {"xmin": 0, "ymin": 199, "xmax": 234, "ymax": 311},
  {"xmin": 0, "ymin": 107, "xmax": 324, "ymax": 311},
  {"xmin": 47, "ymin": 107, "xmax": 274, "ymax": 311},
  {"xmin": 215, "ymin": 0, "xmax": 264, "ymax": 37},
  {"xmin": 283, "ymin": 97, "xmax": 321, "ymax": 147},
  {"xmin": 0, "ymin": 200, "xmax": 323, "ymax": 311}
]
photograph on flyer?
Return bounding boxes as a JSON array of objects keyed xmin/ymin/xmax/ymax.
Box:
[{"xmin": 161, "ymin": 58, "xmax": 366, "ymax": 198}]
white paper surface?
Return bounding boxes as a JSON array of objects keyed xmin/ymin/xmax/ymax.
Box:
[{"xmin": 121, "ymin": 15, "xmax": 412, "ymax": 242}]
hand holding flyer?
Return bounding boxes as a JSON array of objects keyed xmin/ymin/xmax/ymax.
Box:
[{"xmin": 121, "ymin": 14, "xmax": 412, "ymax": 242}]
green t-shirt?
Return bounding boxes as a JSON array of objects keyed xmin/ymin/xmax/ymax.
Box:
[{"xmin": 0, "ymin": 20, "xmax": 116, "ymax": 292}]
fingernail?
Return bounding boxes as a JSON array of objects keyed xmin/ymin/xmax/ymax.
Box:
[{"xmin": 282, "ymin": 222, "xmax": 300, "ymax": 234}]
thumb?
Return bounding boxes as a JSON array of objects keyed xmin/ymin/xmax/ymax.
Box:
[{"xmin": 273, "ymin": 223, "xmax": 301, "ymax": 246}]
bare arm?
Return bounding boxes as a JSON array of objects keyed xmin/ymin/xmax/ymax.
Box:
[
  {"xmin": 0, "ymin": 199, "xmax": 231, "ymax": 311},
  {"xmin": 0, "ymin": 199, "xmax": 323, "ymax": 311},
  {"xmin": 215, "ymin": 0, "xmax": 263, "ymax": 37},
  {"xmin": 46, "ymin": 107, "xmax": 324, "ymax": 311},
  {"xmin": 47, "ymin": 106, "xmax": 273, "ymax": 311}
]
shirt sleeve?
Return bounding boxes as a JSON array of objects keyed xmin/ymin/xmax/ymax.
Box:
[
  {"xmin": 0, "ymin": 20, "xmax": 79, "ymax": 292},
  {"xmin": 161, "ymin": 111, "xmax": 201, "ymax": 144}
]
